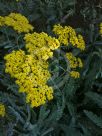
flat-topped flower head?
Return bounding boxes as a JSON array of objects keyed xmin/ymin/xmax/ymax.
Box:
[
  {"xmin": 0, "ymin": 13, "xmax": 34, "ymax": 33},
  {"xmin": 53, "ymin": 24, "xmax": 85, "ymax": 51},
  {"xmin": 4, "ymin": 50, "xmax": 53, "ymax": 108},
  {"xmin": 24, "ymin": 32, "xmax": 60, "ymax": 60}
]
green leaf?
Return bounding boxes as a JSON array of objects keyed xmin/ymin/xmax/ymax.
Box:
[
  {"xmin": 84, "ymin": 110, "xmax": 102, "ymax": 128},
  {"xmin": 85, "ymin": 91, "xmax": 102, "ymax": 108}
]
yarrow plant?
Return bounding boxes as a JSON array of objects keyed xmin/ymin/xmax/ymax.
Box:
[
  {"xmin": 0, "ymin": 1, "xmax": 102, "ymax": 135},
  {"xmin": 0, "ymin": 13, "xmax": 85, "ymax": 108}
]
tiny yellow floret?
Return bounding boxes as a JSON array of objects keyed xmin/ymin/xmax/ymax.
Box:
[
  {"xmin": 0, "ymin": 103, "xmax": 5, "ymax": 117},
  {"xmin": 99, "ymin": 23, "xmax": 102, "ymax": 35}
]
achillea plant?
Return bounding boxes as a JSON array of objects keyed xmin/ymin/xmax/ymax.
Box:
[
  {"xmin": 2, "ymin": 13, "xmax": 85, "ymax": 108},
  {"xmin": 0, "ymin": 1, "xmax": 102, "ymax": 135}
]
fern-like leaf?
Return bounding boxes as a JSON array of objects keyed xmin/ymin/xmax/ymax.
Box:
[{"xmin": 84, "ymin": 110, "xmax": 102, "ymax": 128}]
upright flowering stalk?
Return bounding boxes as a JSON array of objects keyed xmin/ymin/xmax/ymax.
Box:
[
  {"xmin": 53, "ymin": 24, "xmax": 85, "ymax": 78},
  {"xmin": 66, "ymin": 52, "xmax": 83, "ymax": 78}
]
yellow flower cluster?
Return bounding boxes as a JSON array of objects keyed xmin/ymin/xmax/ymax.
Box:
[
  {"xmin": 70, "ymin": 71, "xmax": 80, "ymax": 78},
  {"xmin": 24, "ymin": 32, "xmax": 60, "ymax": 60},
  {"xmin": 66, "ymin": 52, "xmax": 83, "ymax": 78},
  {"xmin": 0, "ymin": 103, "xmax": 5, "ymax": 117},
  {"xmin": 53, "ymin": 24, "xmax": 85, "ymax": 51},
  {"xmin": 99, "ymin": 23, "xmax": 102, "ymax": 35},
  {"xmin": 3, "ymin": 18, "xmax": 85, "ymax": 106},
  {"xmin": 4, "ymin": 50, "xmax": 54, "ymax": 107},
  {"xmin": 0, "ymin": 16, "xmax": 4, "ymax": 26},
  {"xmin": 0, "ymin": 13, "xmax": 33, "ymax": 33},
  {"xmin": 66, "ymin": 52, "xmax": 83, "ymax": 68}
]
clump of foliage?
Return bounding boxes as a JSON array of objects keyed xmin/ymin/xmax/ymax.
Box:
[{"xmin": 0, "ymin": 0, "xmax": 102, "ymax": 136}]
